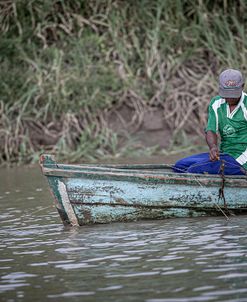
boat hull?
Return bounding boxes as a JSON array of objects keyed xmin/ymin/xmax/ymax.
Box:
[{"xmin": 40, "ymin": 154, "xmax": 247, "ymax": 226}]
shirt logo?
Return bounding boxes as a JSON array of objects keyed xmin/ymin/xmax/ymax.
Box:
[{"xmin": 223, "ymin": 124, "xmax": 236, "ymax": 136}]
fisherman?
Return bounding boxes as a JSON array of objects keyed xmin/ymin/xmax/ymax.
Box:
[{"xmin": 173, "ymin": 69, "xmax": 247, "ymax": 175}]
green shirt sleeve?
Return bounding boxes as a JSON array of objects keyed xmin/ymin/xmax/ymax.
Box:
[{"xmin": 205, "ymin": 102, "xmax": 217, "ymax": 133}]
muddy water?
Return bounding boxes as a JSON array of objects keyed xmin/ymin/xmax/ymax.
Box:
[{"xmin": 0, "ymin": 166, "xmax": 246, "ymax": 302}]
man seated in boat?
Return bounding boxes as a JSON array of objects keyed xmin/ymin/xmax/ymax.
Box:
[{"xmin": 173, "ymin": 69, "xmax": 247, "ymax": 175}]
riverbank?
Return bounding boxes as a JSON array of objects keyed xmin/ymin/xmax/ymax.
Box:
[{"xmin": 1, "ymin": 1, "xmax": 246, "ymax": 165}]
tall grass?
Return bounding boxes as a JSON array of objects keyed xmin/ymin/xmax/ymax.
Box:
[{"xmin": 0, "ymin": 0, "xmax": 246, "ymax": 164}]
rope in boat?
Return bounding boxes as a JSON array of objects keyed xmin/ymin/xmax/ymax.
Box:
[{"xmin": 219, "ymin": 159, "xmax": 226, "ymax": 208}]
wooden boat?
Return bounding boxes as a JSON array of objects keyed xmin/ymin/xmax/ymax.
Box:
[{"xmin": 40, "ymin": 154, "xmax": 247, "ymax": 226}]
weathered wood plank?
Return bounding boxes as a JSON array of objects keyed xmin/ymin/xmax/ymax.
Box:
[
  {"xmin": 71, "ymin": 204, "xmax": 234, "ymax": 225},
  {"xmin": 65, "ymin": 178, "xmax": 247, "ymax": 208}
]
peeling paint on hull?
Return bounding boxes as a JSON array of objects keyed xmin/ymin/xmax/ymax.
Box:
[{"xmin": 40, "ymin": 154, "xmax": 247, "ymax": 226}]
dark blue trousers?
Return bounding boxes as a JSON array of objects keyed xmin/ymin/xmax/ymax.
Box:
[{"xmin": 173, "ymin": 153, "xmax": 245, "ymax": 175}]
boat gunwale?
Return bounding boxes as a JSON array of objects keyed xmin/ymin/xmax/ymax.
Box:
[
  {"xmin": 39, "ymin": 154, "xmax": 247, "ymax": 180},
  {"xmin": 41, "ymin": 163, "xmax": 247, "ymax": 179},
  {"xmin": 41, "ymin": 166, "xmax": 247, "ymax": 188}
]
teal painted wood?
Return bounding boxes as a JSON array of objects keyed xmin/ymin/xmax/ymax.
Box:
[{"xmin": 40, "ymin": 154, "xmax": 247, "ymax": 226}]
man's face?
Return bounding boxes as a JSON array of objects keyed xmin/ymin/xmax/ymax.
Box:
[{"xmin": 225, "ymin": 97, "xmax": 241, "ymax": 106}]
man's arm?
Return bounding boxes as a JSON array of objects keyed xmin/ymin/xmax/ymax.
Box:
[{"xmin": 206, "ymin": 131, "xmax": 219, "ymax": 161}]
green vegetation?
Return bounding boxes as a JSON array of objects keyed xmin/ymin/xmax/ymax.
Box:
[{"xmin": 0, "ymin": 0, "xmax": 246, "ymax": 164}]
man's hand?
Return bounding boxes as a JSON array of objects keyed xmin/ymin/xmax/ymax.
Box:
[
  {"xmin": 206, "ymin": 131, "xmax": 219, "ymax": 161},
  {"xmin": 209, "ymin": 145, "xmax": 219, "ymax": 161}
]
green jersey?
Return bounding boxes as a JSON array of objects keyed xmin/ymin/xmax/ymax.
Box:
[{"xmin": 206, "ymin": 92, "xmax": 247, "ymax": 169}]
